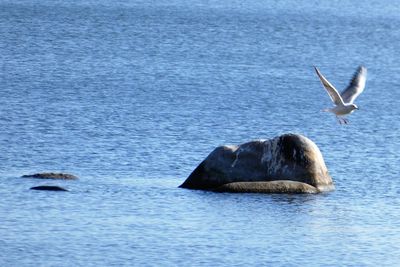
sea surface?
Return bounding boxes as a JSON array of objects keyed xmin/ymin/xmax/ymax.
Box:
[{"xmin": 1, "ymin": 0, "xmax": 400, "ymax": 266}]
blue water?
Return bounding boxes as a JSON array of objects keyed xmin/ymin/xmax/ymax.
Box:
[{"xmin": 1, "ymin": 0, "xmax": 400, "ymax": 266}]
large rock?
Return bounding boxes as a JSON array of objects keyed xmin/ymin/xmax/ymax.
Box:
[
  {"xmin": 22, "ymin": 172, "xmax": 78, "ymax": 180},
  {"xmin": 180, "ymin": 133, "xmax": 334, "ymax": 193}
]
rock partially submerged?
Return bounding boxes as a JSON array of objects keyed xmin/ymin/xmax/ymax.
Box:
[
  {"xmin": 180, "ymin": 133, "xmax": 334, "ymax": 194},
  {"xmin": 213, "ymin": 181, "xmax": 319, "ymax": 194},
  {"xmin": 30, "ymin": 185, "xmax": 68, "ymax": 191},
  {"xmin": 22, "ymin": 172, "xmax": 78, "ymax": 180}
]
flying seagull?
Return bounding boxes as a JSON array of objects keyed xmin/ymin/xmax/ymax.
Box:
[{"xmin": 314, "ymin": 66, "xmax": 367, "ymax": 124}]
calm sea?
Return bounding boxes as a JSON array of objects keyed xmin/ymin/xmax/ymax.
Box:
[{"xmin": 1, "ymin": 0, "xmax": 400, "ymax": 266}]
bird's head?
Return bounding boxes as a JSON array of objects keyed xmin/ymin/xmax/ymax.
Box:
[{"xmin": 351, "ymin": 104, "xmax": 359, "ymax": 110}]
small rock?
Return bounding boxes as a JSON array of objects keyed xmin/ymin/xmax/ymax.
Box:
[
  {"xmin": 22, "ymin": 172, "xmax": 78, "ymax": 180},
  {"xmin": 30, "ymin": 186, "xmax": 68, "ymax": 191}
]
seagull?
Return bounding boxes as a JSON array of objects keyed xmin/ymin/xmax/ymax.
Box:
[{"xmin": 314, "ymin": 66, "xmax": 367, "ymax": 124}]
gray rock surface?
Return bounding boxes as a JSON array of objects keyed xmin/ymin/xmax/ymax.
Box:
[
  {"xmin": 180, "ymin": 133, "xmax": 334, "ymax": 193},
  {"xmin": 22, "ymin": 172, "xmax": 78, "ymax": 180}
]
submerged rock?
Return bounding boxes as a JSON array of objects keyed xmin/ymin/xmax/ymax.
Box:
[
  {"xmin": 213, "ymin": 181, "xmax": 319, "ymax": 194},
  {"xmin": 30, "ymin": 185, "xmax": 68, "ymax": 191},
  {"xmin": 22, "ymin": 172, "xmax": 78, "ymax": 180},
  {"xmin": 180, "ymin": 133, "xmax": 334, "ymax": 194}
]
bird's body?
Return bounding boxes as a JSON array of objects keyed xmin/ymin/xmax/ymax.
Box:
[
  {"xmin": 325, "ymin": 104, "xmax": 357, "ymax": 116},
  {"xmin": 314, "ymin": 66, "xmax": 367, "ymax": 124}
]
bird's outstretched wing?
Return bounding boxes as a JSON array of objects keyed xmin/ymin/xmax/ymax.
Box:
[
  {"xmin": 314, "ymin": 67, "xmax": 344, "ymax": 106},
  {"xmin": 340, "ymin": 66, "xmax": 367, "ymax": 104}
]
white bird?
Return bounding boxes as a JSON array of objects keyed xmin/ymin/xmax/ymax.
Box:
[{"xmin": 314, "ymin": 66, "xmax": 367, "ymax": 124}]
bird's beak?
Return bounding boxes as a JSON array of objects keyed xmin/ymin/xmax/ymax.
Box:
[{"xmin": 357, "ymin": 107, "xmax": 360, "ymax": 110}]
